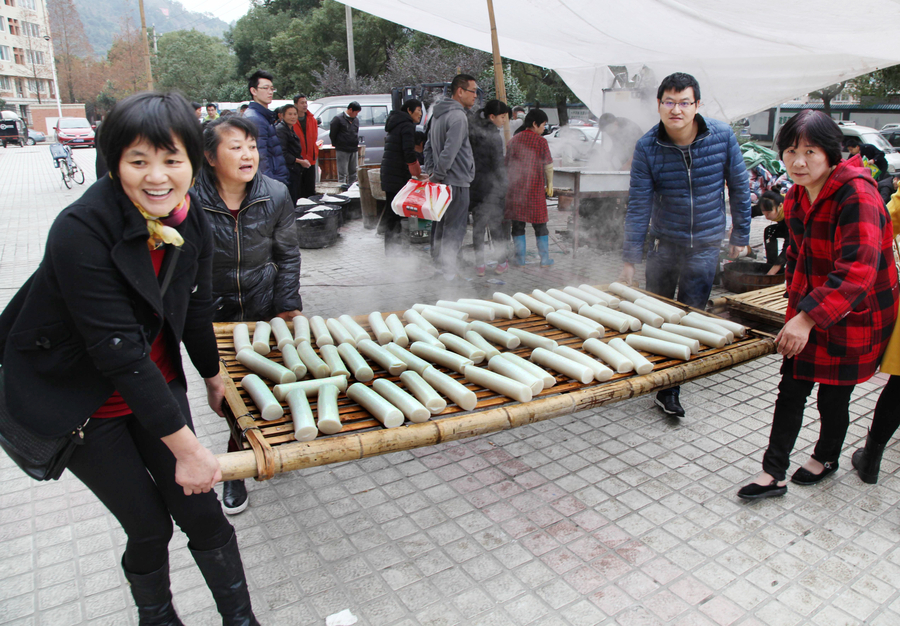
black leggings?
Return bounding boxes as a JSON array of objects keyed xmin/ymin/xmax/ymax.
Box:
[
  {"xmin": 761, "ymin": 359, "xmax": 855, "ymax": 481},
  {"xmin": 511, "ymin": 221, "xmax": 548, "ymax": 237},
  {"xmin": 870, "ymin": 375, "xmax": 900, "ymax": 445},
  {"xmin": 67, "ymin": 379, "xmax": 234, "ymax": 574}
]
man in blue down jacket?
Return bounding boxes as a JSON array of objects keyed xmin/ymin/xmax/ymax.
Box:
[
  {"xmin": 242, "ymin": 69, "xmax": 290, "ymax": 187},
  {"xmin": 618, "ymin": 72, "xmax": 751, "ymax": 418}
]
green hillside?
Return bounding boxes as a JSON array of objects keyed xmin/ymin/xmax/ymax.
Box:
[{"xmin": 75, "ymin": 0, "xmax": 229, "ymax": 54}]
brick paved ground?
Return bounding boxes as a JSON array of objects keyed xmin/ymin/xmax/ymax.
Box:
[{"xmin": 1, "ymin": 144, "xmax": 899, "ymax": 626}]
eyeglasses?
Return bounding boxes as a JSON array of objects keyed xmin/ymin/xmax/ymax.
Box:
[
  {"xmin": 464, "ymin": 88, "xmax": 478, "ymax": 94},
  {"xmin": 256, "ymin": 85, "xmax": 277, "ymax": 93},
  {"xmin": 661, "ymin": 101, "xmax": 695, "ymax": 110}
]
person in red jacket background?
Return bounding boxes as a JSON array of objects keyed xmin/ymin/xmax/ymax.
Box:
[
  {"xmin": 738, "ymin": 110, "xmax": 898, "ymax": 500},
  {"xmin": 292, "ymin": 94, "xmax": 320, "ymax": 198}
]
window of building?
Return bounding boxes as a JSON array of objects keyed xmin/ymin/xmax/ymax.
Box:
[
  {"xmin": 3, "ymin": 0, "xmax": 14, "ymax": 7},
  {"xmin": 8, "ymin": 17, "xmax": 20, "ymax": 36},
  {"xmin": 23, "ymin": 21, "xmax": 39, "ymax": 38},
  {"xmin": 0, "ymin": 76, "xmax": 10, "ymax": 91},
  {"xmin": 0, "ymin": 15, "xmax": 5, "ymax": 32},
  {"xmin": 26, "ymin": 49, "xmax": 43, "ymax": 65},
  {"xmin": 0, "ymin": 45, "xmax": 10, "ymax": 62},
  {"xmin": 13, "ymin": 47, "xmax": 25, "ymax": 65},
  {"xmin": 19, "ymin": 0, "xmax": 34, "ymax": 9}
]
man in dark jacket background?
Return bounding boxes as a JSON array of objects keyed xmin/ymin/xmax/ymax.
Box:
[
  {"xmin": 330, "ymin": 101, "xmax": 361, "ymax": 188},
  {"xmin": 619, "ymin": 72, "xmax": 751, "ymax": 418},
  {"xmin": 243, "ymin": 69, "xmax": 290, "ymax": 187}
]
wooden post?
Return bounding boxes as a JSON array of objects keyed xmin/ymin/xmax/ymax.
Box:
[
  {"xmin": 138, "ymin": 0, "xmax": 154, "ymax": 90},
  {"xmin": 485, "ymin": 0, "xmax": 511, "ymax": 144}
]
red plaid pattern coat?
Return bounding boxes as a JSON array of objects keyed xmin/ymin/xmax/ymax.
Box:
[
  {"xmin": 784, "ymin": 156, "xmax": 899, "ymax": 385},
  {"xmin": 504, "ymin": 130, "xmax": 552, "ymax": 223}
]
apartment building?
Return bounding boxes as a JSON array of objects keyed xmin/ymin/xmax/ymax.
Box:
[{"xmin": 0, "ymin": 0, "xmax": 56, "ymax": 125}]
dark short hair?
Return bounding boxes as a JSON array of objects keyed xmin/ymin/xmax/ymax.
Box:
[
  {"xmin": 450, "ymin": 74, "xmax": 476, "ymax": 96},
  {"xmin": 99, "ymin": 92, "xmax": 203, "ymax": 179},
  {"xmin": 657, "ymin": 72, "xmax": 701, "ymax": 102},
  {"xmin": 400, "ymin": 98, "xmax": 422, "ymax": 114},
  {"xmin": 347, "ymin": 101, "xmax": 361, "ymax": 111},
  {"xmin": 512, "ymin": 106, "xmax": 525, "ymax": 114},
  {"xmin": 240, "ymin": 104, "xmax": 249, "ymax": 110},
  {"xmin": 414, "ymin": 131, "xmax": 426, "ymax": 145},
  {"xmin": 202, "ymin": 115, "xmax": 259, "ymax": 177},
  {"xmin": 597, "ymin": 113, "xmax": 616, "ymax": 128},
  {"xmin": 775, "ymin": 109, "xmax": 843, "ymax": 167},
  {"xmin": 205, "ymin": 103, "xmax": 216, "ymax": 109},
  {"xmin": 248, "ymin": 69, "xmax": 274, "ymax": 94},
  {"xmin": 759, "ymin": 190, "xmax": 783, "ymax": 211},
  {"xmin": 191, "ymin": 102, "xmax": 202, "ymax": 110},
  {"xmin": 281, "ymin": 104, "xmax": 298, "ymax": 115},
  {"xmin": 482, "ymin": 99, "xmax": 511, "ymax": 117},
  {"xmin": 843, "ymin": 137, "xmax": 863, "ymax": 150},
  {"xmin": 518, "ymin": 108, "xmax": 549, "ymax": 134},
  {"xmin": 293, "ymin": 94, "xmax": 308, "ymax": 104}
]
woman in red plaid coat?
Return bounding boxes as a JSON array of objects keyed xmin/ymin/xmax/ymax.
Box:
[
  {"xmin": 505, "ymin": 109, "xmax": 555, "ymax": 266},
  {"xmin": 739, "ymin": 110, "xmax": 898, "ymax": 500}
]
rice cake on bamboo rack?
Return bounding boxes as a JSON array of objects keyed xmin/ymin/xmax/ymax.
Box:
[{"xmin": 213, "ymin": 286, "xmax": 775, "ymax": 481}]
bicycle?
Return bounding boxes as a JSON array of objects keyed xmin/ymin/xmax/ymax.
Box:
[{"xmin": 50, "ymin": 143, "xmax": 85, "ymax": 189}]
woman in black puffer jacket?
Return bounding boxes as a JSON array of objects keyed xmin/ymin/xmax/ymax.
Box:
[
  {"xmin": 380, "ymin": 98, "xmax": 423, "ymax": 255},
  {"xmin": 196, "ymin": 116, "xmax": 302, "ymax": 325},
  {"xmin": 469, "ymin": 99, "xmax": 512, "ymax": 275},
  {"xmin": 195, "ymin": 116, "xmax": 302, "ymax": 514}
]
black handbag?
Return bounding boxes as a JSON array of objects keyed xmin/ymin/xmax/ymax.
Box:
[{"xmin": 0, "ymin": 367, "xmax": 87, "ymax": 481}]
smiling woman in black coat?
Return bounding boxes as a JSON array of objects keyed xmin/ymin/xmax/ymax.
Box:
[{"xmin": 0, "ymin": 92, "xmax": 259, "ymax": 625}]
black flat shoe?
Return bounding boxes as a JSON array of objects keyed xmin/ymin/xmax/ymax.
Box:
[
  {"xmin": 655, "ymin": 390, "xmax": 685, "ymax": 418},
  {"xmin": 790, "ymin": 460, "xmax": 838, "ymax": 485},
  {"xmin": 737, "ymin": 480, "xmax": 787, "ymax": 500},
  {"xmin": 222, "ymin": 479, "xmax": 249, "ymax": 515}
]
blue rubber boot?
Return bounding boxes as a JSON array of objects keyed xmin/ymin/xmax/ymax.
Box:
[
  {"xmin": 513, "ymin": 235, "xmax": 527, "ymax": 266},
  {"xmin": 536, "ymin": 235, "xmax": 554, "ymax": 266}
]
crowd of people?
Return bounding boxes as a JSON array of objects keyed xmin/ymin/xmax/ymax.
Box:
[{"xmin": 3, "ymin": 64, "xmax": 900, "ymax": 625}]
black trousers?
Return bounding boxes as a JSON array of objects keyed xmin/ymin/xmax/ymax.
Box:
[
  {"xmin": 472, "ymin": 200, "xmax": 509, "ymax": 266},
  {"xmin": 761, "ymin": 359, "xmax": 855, "ymax": 481},
  {"xmin": 382, "ymin": 190, "xmax": 404, "ymax": 252},
  {"xmin": 511, "ymin": 221, "xmax": 548, "ymax": 237},
  {"xmin": 870, "ymin": 375, "xmax": 900, "ymax": 445},
  {"xmin": 67, "ymin": 379, "xmax": 234, "ymax": 575},
  {"xmin": 299, "ymin": 163, "xmax": 316, "ymax": 198}
]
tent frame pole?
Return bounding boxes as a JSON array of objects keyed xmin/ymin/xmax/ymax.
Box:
[{"xmin": 486, "ymin": 0, "xmax": 511, "ymax": 142}]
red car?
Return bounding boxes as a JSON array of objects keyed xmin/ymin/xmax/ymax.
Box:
[{"xmin": 54, "ymin": 117, "xmax": 95, "ymax": 148}]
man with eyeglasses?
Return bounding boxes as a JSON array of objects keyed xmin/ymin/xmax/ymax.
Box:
[
  {"xmin": 424, "ymin": 73, "xmax": 477, "ymax": 282},
  {"xmin": 330, "ymin": 101, "xmax": 362, "ymax": 188},
  {"xmin": 619, "ymin": 72, "xmax": 751, "ymax": 418},
  {"xmin": 242, "ymin": 69, "xmax": 290, "ymax": 186}
]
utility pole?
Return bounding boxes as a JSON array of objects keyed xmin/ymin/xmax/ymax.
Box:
[
  {"xmin": 151, "ymin": 25, "xmax": 158, "ymax": 55},
  {"xmin": 485, "ymin": 0, "xmax": 510, "ymax": 142},
  {"xmin": 138, "ymin": 0, "xmax": 154, "ymax": 90},
  {"xmin": 345, "ymin": 4, "xmax": 355, "ymax": 87},
  {"xmin": 44, "ymin": 35, "xmax": 63, "ymax": 121}
]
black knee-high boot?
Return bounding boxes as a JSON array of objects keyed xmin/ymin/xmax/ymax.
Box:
[
  {"xmin": 122, "ymin": 558, "xmax": 184, "ymax": 626},
  {"xmin": 852, "ymin": 430, "xmax": 887, "ymax": 484},
  {"xmin": 190, "ymin": 532, "xmax": 259, "ymax": 626}
]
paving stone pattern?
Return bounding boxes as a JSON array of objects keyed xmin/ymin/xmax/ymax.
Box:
[{"xmin": 1, "ymin": 145, "xmax": 899, "ymax": 625}]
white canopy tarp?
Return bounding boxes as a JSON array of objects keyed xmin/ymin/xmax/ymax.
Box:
[{"xmin": 341, "ymin": 0, "xmax": 900, "ymax": 123}]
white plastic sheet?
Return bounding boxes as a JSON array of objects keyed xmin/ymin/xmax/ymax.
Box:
[{"xmin": 342, "ymin": 0, "xmax": 900, "ymax": 122}]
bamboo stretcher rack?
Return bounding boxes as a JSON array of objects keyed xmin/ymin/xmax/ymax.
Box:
[
  {"xmin": 215, "ymin": 289, "xmax": 776, "ymax": 481},
  {"xmin": 723, "ymin": 284, "xmax": 787, "ymax": 326}
]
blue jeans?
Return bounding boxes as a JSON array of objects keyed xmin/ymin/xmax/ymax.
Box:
[
  {"xmin": 644, "ymin": 238, "xmax": 720, "ymax": 310},
  {"xmin": 645, "ymin": 238, "xmax": 720, "ymax": 398}
]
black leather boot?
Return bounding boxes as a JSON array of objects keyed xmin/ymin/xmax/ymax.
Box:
[
  {"xmin": 190, "ymin": 532, "xmax": 259, "ymax": 626},
  {"xmin": 122, "ymin": 558, "xmax": 184, "ymax": 626},
  {"xmin": 852, "ymin": 431, "xmax": 887, "ymax": 484}
]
